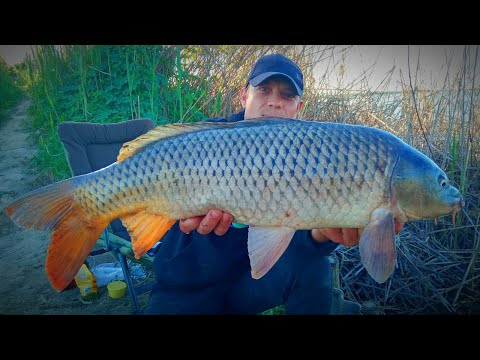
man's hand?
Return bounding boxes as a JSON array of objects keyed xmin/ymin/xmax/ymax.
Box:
[
  {"xmin": 311, "ymin": 221, "xmax": 404, "ymax": 247},
  {"xmin": 179, "ymin": 210, "xmax": 405, "ymax": 245},
  {"xmin": 179, "ymin": 210, "xmax": 234, "ymax": 236}
]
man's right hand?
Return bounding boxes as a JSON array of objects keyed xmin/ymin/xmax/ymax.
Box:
[{"xmin": 179, "ymin": 210, "xmax": 233, "ymax": 236}]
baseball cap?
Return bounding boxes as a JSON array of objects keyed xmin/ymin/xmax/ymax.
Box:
[{"xmin": 245, "ymin": 53, "xmax": 304, "ymax": 96}]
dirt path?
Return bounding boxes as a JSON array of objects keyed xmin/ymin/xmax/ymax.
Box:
[{"xmin": 0, "ymin": 100, "xmax": 151, "ymax": 315}]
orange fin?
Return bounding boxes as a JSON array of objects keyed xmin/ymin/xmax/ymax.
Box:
[
  {"xmin": 46, "ymin": 203, "xmax": 108, "ymax": 291},
  {"xmin": 359, "ymin": 207, "xmax": 396, "ymax": 284},
  {"xmin": 248, "ymin": 226, "xmax": 296, "ymax": 279},
  {"xmin": 5, "ymin": 178, "xmax": 76, "ymax": 230},
  {"xmin": 120, "ymin": 211, "xmax": 176, "ymax": 258},
  {"xmin": 5, "ymin": 178, "xmax": 109, "ymax": 291}
]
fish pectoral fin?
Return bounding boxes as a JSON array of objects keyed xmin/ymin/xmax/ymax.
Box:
[
  {"xmin": 359, "ymin": 208, "xmax": 396, "ymax": 284},
  {"xmin": 120, "ymin": 211, "xmax": 175, "ymax": 259},
  {"xmin": 248, "ymin": 226, "xmax": 296, "ymax": 279}
]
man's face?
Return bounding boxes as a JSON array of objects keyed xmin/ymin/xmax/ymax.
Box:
[{"xmin": 241, "ymin": 76, "xmax": 304, "ymax": 120}]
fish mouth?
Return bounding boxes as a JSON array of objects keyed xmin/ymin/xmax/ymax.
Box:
[
  {"xmin": 450, "ymin": 195, "xmax": 464, "ymax": 209},
  {"xmin": 450, "ymin": 195, "xmax": 464, "ymax": 223}
]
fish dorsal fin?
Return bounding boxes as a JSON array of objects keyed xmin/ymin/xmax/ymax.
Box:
[
  {"xmin": 359, "ymin": 207, "xmax": 397, "ymax": 283},
  {"xmin": 248, "ymin": 226, "xmax": 296, "ymax": 279},
  {"xmin": 120, "ymin": 211, "xmax": 176, "ymax": 258},
  {"xmin": 117, "ymin": 122, "xmax": 236, "ymax": 163},
  {"xmin": 116, "ymin": 118, "xmax": 298, "ymax": 163}
]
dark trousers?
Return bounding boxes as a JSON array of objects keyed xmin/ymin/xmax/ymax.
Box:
[{"xmin": 144, "ymin": 234, "xmax": 333, "ymax": 315}]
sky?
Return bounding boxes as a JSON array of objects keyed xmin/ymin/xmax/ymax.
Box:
[
  {"xmin": 314, "ymin": 45, "xmax": 477, "ymax": 91},
  {"xmin": 1, "ymin": 45, "xmax": 477, "ymax": 91},
  {"xmin": 0, "ymin": 45, "xmax": 35, "ymax": 66}
]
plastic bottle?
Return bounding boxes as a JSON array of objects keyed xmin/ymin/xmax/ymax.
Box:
[
  {"xmin": 74, "ymin": 264, "xmax": 99, "ymax": 302},
  {"xmin": 91, "ymin": 263, "xmax": 124, "ymax": 287}
]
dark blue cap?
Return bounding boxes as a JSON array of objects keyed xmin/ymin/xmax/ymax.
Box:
[{"xmin": 245, "ymin": 53, "xmax": 304, "ymax": 96}]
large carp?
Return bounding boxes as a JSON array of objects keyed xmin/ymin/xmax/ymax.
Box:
[{"xmin": 5, "ymin": 117, "xmax": 463, "ymax": 290}]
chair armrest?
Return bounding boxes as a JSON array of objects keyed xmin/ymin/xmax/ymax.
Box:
[{"xmin": 97, "ymin": 230, "xmax": 154, "ymax": 267}]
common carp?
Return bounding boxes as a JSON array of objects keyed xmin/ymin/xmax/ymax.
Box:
[{"xmin": 5, "ymin": 117, "xmax": 463, "ymax": 290}]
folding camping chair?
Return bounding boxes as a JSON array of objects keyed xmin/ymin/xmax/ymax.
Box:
[{"xmin": 58, "ymin": 118, "xmax": 156, "ymax": 314}]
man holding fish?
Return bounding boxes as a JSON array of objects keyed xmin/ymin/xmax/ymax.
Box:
[
  {"xmin": 8, "ymin": 52, "xmax": 462, "ymax": 314},
  {"xmin": 144, "ymin": 54, "xmax": 404, "ymax": 315}
]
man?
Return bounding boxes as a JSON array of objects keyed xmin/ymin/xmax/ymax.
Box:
[{"xmin": 144, "ymin": 53, "xmax": 403, "ymax": 314}]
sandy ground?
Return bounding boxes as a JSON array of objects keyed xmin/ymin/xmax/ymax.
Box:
[{"xmin": 0, "ymin": 99, "xmax": 153, "ymax": 315}]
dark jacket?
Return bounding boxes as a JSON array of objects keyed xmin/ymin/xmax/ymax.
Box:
[{"xmin": 152, "ymin": 110, "xmax": 339, "ymax": 289}]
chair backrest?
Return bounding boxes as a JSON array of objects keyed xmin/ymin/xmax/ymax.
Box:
[{"xmin": 58, "ymin": 118, "xmax": 155, "ymax": 238}]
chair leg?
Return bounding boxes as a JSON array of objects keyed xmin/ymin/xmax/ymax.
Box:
[{"xmin": 115, "ymin": 251, "xmax": 141, "ymax": 314}]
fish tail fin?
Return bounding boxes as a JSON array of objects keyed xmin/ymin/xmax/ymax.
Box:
[
  {"xmin": 5, "ymin": 179, "xmax": 109, "ymax": 291},
  {"xmin": 6, "ymin": 179, "xmax": 77, "ymax": 231},
  {"xmin": 46, "ymin": 206, "xmax": 108, "ymax": 291}
]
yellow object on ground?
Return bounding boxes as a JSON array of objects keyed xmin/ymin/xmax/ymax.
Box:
[
  {"xmin": 107, "ymin": 280, "xmax": 127, "ymax": 299},
  {"xmin": 74, "ymin": 264, "xmax": 98, "ymax": 302}
]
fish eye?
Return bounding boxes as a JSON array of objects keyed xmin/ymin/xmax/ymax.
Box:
[{"xmin": 438, "ymin": 176, "xmax": 449, "ymax": 188}]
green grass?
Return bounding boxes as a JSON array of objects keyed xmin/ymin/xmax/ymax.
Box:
[
  {"xmin": 258, "ymin": 305, "xmax": 285, "ymax": 315},
  {"xmin": 0, "ymin": 58, "xmax": 24, "ymax": 125}
]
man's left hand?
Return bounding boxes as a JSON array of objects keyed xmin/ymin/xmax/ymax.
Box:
[{"xmin": 311, "ymin": 221, "xmax": 404, "ymax": 247}]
